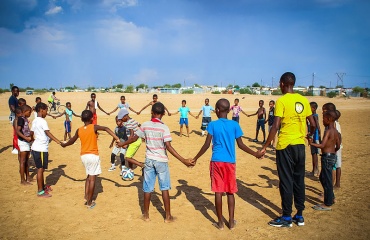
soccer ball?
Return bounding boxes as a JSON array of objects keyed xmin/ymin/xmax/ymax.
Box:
[{"xmin": 122, "ymin": 169, "xmax": 134, "ymax": 181}]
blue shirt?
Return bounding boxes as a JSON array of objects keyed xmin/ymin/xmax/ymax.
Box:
[
  {"xmin": 66, "ymin": 108, "xmax": 73, "ymax": 121},
  {"xmin": 207, "ymin": 118, "xmax": 243, "ymax": 163},
  {"xmin": 118, "ymin": 102, "xmax": 130, "ymax": 109},
  {"xmin": 202, "ymin": 105, "xmax": 214, "ymax": 117},
  {"xmin": 179, "ymin": 106, "xmax": 190, "ymax": 118},
  {"xmin": 8, "ymin": 95, "xmax": 18, "ymax": 113}
]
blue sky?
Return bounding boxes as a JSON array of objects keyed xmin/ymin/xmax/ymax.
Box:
[{"xmin": 0, "ymin": 0, "xmax": 369, "ymax": 89}]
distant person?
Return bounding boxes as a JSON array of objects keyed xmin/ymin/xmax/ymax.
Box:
[
  {"xmin": 61, "ymin": 110, "xmax": 119, "ymax": 208},
  {"xmin": 247, "ymin": 100, "xmax": 267, "ymax": 143},
  {"xmin": 47, "ymin": 92, "xmax": 60, "ymax": 112},
  {"xmin": 54, "ymin": 102, "xmax": 81, "ymax": 141},
  {"xmin": 230, "ymin": 98, "xmax": 248, "ymax": 123},
  {"xmin": 12, "ymin": 98, "xmax": 27, "ymax": 157},
  {"xmin": 308, "ymin": 102, "xmax": 321, "ymax": 176},
  {"xmin": 9, "ymin": 86, "xmax": 19, "ymax": 154},
  {"xmin": 108, "ymin": 116, "xmax": 128, "ymax": 173},
  {"xmin": 196, "ymin": 98, "xmax": 215, "ymax": 137},
  {"xmin": 265, "ymin": 100, "xmax": 276, "ymax": 150},
  {"xmin": 171, "ymin": 100, "xmax": 197, "ymax": 137},
  {"xmin": 138, "ymin": 94, "xmax": 171, "ymax": 116},
  {"xmin": 193, "ymin": 98, "xmax": 261, "ymax": 230},
  {"xmin": 109, "ymin": 95, "xmax": 139, "ymax": 115},
  {"xmin": 309, "ymin": 110, "xmax": 341, "ymax": 211},
  {"xmin": 261, "ymin": 72, "xmax": 316, "ymax": 228},
  {"xmin": 86, "ymin": 93, "xmax": 110, "ymax": 125}
]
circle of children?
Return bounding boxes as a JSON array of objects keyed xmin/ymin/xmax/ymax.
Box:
[{"xmin": 9, "ymin": 72, "xmax": 342, "ymax": 229}]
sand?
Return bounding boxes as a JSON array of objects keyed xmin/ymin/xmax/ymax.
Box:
[{"xmin": 0, "ymin": 92, "xmax": 369, "ymax": 239}]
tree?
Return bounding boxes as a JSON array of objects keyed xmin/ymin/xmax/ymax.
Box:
[
  {"xmin": 194, "ymin": 83, "xmax": 201, "ymax": 88},
  {"xmin": 252, "ymin": 82, "xmax": 260, "ymax": 87},
  {"xmin": 171, "ymin": 83, "xmax": 181, "ymax": 88},
  {"xmin": 352, "ymin": 86, "xmax": 364, "ymax": 94},
  {"xmin": 124, "ymin": 85, "xmax": 134, "ymax": 93},
  {"xmin": 136, "ymin": 83, "xmax": 148, "ymax": 90},
  {"xmin": 213, "ymin": 85, "xmax": 218, "ymax": 87},
  {"xmin": 319, "ymin": 85, "xmax": 326, "ymax": 89},
  {"xmin": 234, "ymin": 85, "xmax": 240, "ymax": 89},
  {"xmin": 10, "ymin": 83, "xmax": 14, "ymax": 90},
  {"xmin": 163, "ymin": 84, "xmax": 171, "ymax": 88},
  {"xmin": 226, "ymin": 84, "xmax": 233, "ymax": 89},
  {"xmin": 116, "ymin": 84, "xmax": 123, "ymax": 89}
]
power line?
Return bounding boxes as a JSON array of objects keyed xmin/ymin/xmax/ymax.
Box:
[{"xmin": 336, "ymin": 72, "xmax": 346, "ymax": 87}]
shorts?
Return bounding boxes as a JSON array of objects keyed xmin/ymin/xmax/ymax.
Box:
[
  {"xmin": 92, "ymin": 113, "xmax": 97, "ymax": 125},
  {"xmin": 268, "ymin": 125, "xmax": 272, "ymax": 132},
  {"xmin": 64, "ymin": 121, "xmax": 71, "ymax": 133},
  {"xmin": 335, "ymin": 149, "xmax": 342, "ymax": 168},
  {"xmin": 112, "ymin": 146, "xmax": 127, "ymax": 155},
  {"xmin": 210, "ymin": 161, "xmax": 237, "ymax": 194},
  {"xmin": 18, "ymin": 140, "xmax": 30, "ymax": 152},
  {"xmin": 256, "ymin": 119, "xmax": 265, "ymax": 131},
  {"xmin": 32, "ymin": 151, "xmax": 49, "ymax": 169},
  {"xmin": 179, "ymin": 118, "xmax": 189, "ymax": 126},
  {"xmin": 13, "ymin": 128, "xmax": 19, "ymax": 150},
  {"xmin": 81, "ymin": 154, "xmax": 102, "ymax": 175},
  {"xmin": 310, "ymin": 140, "xmax": 320, "ymax": 155},
  {"xmin": 232, "ymin": 116, "xmax": 239, "ymax": 123},
  {"xmin": 201, "ymin": 117, "xmax": 212, "ymax": 130},
  {"xmin": 9, "ymin": 112, "xmax": 15, "ymax": 124},
  {"xmin": 143, "ymin": 159, "xmax": 171, "ymax": 192},
  {"xmin": 126, "ymin": 137, "xmax": 142, "ymax": 158}
]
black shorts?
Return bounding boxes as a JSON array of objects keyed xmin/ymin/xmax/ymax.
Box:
[
  {"xmin": 201, "ymin": 117, "xmax": 212, "ymax": 130},
  {"xmin": 32, "ymin": 151, "xmax": 49, "ymax": 169}
]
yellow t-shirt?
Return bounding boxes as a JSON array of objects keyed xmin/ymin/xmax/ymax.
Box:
[{"xmin": 275, "ymin": 93, "xmax": 312, "ymax": 150}]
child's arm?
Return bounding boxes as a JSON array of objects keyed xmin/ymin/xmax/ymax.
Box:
[
  {"xmin": 193, "ymin": 134, "xmax": 212, "ymax": 163},
  {"xmin": 247, "ymin": 110, "xmax": 258, "ymax": 117},
  {"xmin": 236, "ymin": 137, "xmax": 260, "ymax": 157},
  {"xmin": 16, "ymin": 125, "xmax": 32, "ymax": 142},
  {"xmin": 97, "ymin": 103, "xmax": 110, "ymax": 115},
  {"xmin": 197, "ymin": 110, "xmax": 203, "ymax": 118},
  {"xmin": 335, "ymin": 132, "xmax": 341, "ymax": 152},
  {"xmin": 109, "ymin": 106, "xmax": 119, "ymax": 115},
  {"xmin": 129, "ymin": 107, "xmax": 139, "ymax": 115},
  {"xmin": 53, "ymin": 110, "xmax": 65, "ymax": 119},
  {"xmin": 241, "ymin": 109, "xmax": 248, "ymax": 116},
  {"xmin": 109, "ymin": 137, "xmax": 115, "ymax": 148},
  {"xmin": 171, "ymin": 111, "xmax": 179, "ymax": 115},
  {"xmin": 164, "ymin": 106, "xmax": 171, "ymax": 116},
  {"xmin": 188, "ymin": 111, "xmax": 196, "ymax": 118},
  {"xmin": 139, "ymin": 102, "xmax": 151, "ymax": 114},
  {"xmin": 263, "ymin": 108, "xmax": 266, "ymax": 120},
  {"xmin": 314, "ymin": 115, "xmax": 321, "ymax": 140},
  {"xmin": 94, "ymin": 125, "xmax": 119, "ymax": 141},
  {"xmin": 117, "ymin": 134, "xmax": 139, "ymax": 148},
  {"xmin": 45, "ymin": 130, "xmax": 62, "ymax": 145},
  {"xmin": 310, "ymin": 130, "xmax": 327, "ymax": 149},
  {"xmin": 165, "ymin": 141, "xmax": 194, "ymax": 167},
  {"xmin": 61, "ymin": 130, "xmax": 79, "ymax": 147},
  {"xmin": 72, "ymin": 111, "xmax": 81, "ymax": 118}
]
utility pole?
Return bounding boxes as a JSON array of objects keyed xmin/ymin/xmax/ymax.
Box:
[
  {"xmin": 184, "ymin": 79, "xmax": 185, "ymax": 88},
  {"xmin": 336, "ymin": 72, "xmax": 346, "ymax": 88},
  {"xmin": 312, "ymin": 72, "xmax": 315, "ymax": 95},
  {"xmin": 272, "ymin": 77, "xmax": 274, "ymax": 88}
]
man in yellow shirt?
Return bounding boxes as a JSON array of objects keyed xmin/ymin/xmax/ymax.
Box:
[{"xmin": 261, "ymin": 72, "xmax": 316, "ymax": 228}]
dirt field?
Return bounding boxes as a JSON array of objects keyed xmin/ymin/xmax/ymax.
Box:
[{"xmin": 0, "ymin": 92, "xmax": 369, "ymax": 239}]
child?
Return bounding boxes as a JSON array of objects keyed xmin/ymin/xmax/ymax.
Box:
[
  {"xmin": 333, "ymin": 110, "xmax": 342, "ymax": 188},
  {"xmin": 131, "ymin": 102, "xmax": 193, "ymax": 222},
  {"xmin": 308, "ymin": 102, "xmax": 321, "ymax": 176},
  {"xmin": 171, "ymin": 100, "xmax": 196, "ymax": 137},
  {"xmin": 309, "ymin": 110, "xmax": 341, "ymax": 211},
  {"xmin": 247, "ymin": 100, "xmax": 266, "ymax": 143},
  {"xmin": 54, "ymin": 102, "xmax": 81, "ymax": 141},
  {"xmin": 12, "ymin": 108, "xmax": 22, "ymax": 156},
  {"xmin": 116, "ymin": 109, "xmax": 144, "ymax": 180},
  {"xmin": 33, "ymin": 97, "xmax": 42, "ymax": 118},
  {"xmin": 61, "ymin": 110, "xmax": 119, "ymax": 208},
  {"xmin": 108, "ymin": 116, "xmax": 128, "ymax": 172},
  {"xmin": 193, "ymin": 98, "xmax": 261, "ymax": 230},
  {"xmin": 16, "ymin": 105, "xmax": 33, "ymax": 185},
  {"xmin": 109, "ymin": 95, "xmax": 139, "ymax": 115},
  {"xmin": 265, "ymin": 100, "xmax": 276, "ymax": 149},
  {"xmin": 197, "ymin": 98, "xmax": 215, "ymax": 137},
  {"xmin": 86, "ymin": 93, "xmax": 110, "ymax": 125},
  {"xmin": 138, "ymin": 94, "xmax": 171, "ymax": 116},
  {"xmin": 30, "ymin": 102, "xmax": 62, "ymax": 198},
  {"xmin": 230, "ymin": 98, "xmax": 247, "ymax": 123}
]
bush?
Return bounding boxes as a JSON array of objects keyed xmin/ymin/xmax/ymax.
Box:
[
  {"xmin": 182, "ymin": 89, "xmax": 194, "ymax": 94},
  {"xmin": 327, "ymin": 91, "xmax": 337, "ymax": 98},
  {"xmin": 239, "ymin": 88, "xmax": 252, "ymax": 94},
  {"xmin": 272, "ymin": 89, "xmax": 282, "ymax": 95},
  {"xmin": 211, "ymin": 91, "xmax": 221, "ymax": 94},
  {"xmin": 0, "ymin": 88, "xmax": 5, "ymax": 94},
  {"xmin": 34, "ymin": 89, "xmax": 48, "ymax": 93},
  {"xmin": 124, "ymin": 85, "xmax": 134, "ymax": 93}
]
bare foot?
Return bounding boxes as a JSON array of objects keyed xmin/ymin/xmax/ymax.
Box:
[
  {"xmin": 334, "ymin": 185, "xmax": 340, "ymax": 190},
  {"xmin": 141, "ymin": 215, "xmax": 150, "ymax": 222},
  {"xmin": 229, "ymin": 220, "xmax": 237, "ymax": 230},
  {"xmin": 27, "ymin": 178, "xmax": 35, "ymax": 182},
  {"xmin": 164, "ymin": 216, "xmax": 176, "ymax": 223},
  {"xmin": 212, "ymin": 222, "xmax": 224, "ymax": 230},
  {"xmin": 21, "ymin": 181, "xmax": 32, "ymax": 185}
]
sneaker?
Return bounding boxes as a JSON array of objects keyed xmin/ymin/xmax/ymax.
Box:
[
  {"xmin": 120, "ymin": 166, "xmax": 129, "ymax": 176},
  {"xmin": 108, "ymin": 166, "xmax": 116, "ymax": 172},
  {"xmin": 268, "ymin": 217, "xmax": 292, "ymax": 228},
  {"xmin": 11, "ymin": 148, "xmax": 19, "ymax": 154},
  {"xmin": 292, "ymin": 215, "xmax": 305, "ymax": 226},
  {"xmin": 252, "ymin": 139, "xmax": 258, "ymax": 142},
  {"xmin": 262, "ymin": 140, "xmax": 266, "ymax": 144},
  {"xmin": 37, "ymin": 191, "xmax": 52, "ymax": 198},
  {"xmin": 44, "ymin": 185, "xmax": 53, "ymax": 192}
]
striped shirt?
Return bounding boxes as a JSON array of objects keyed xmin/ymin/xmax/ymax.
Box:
[
  {"xmin": 125, "ymin": 118, "xmax": 140, "ymax": 135},
  {"xmin": 137, "ymin": 119, "xmax": 172, "ymax": 162}
]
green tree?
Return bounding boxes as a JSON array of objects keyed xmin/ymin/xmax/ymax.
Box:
[
  {"xmin": 182, "ymin": 89, "xmax": 194, "ymax": 94},
  {"xmin": 352, "ymin": 86, "xmax": 364, "ymax": 94},
  {"xmin": 116, "ymin": 84, "xmax": 124, "ymax": 89},
  {"xmin": 10, "ymin": 83, "xmax": 14, "ymax": 90},
  {"xmin": 319, "ymin": 85, "xmax": 326, "ymax": 89},
  {"xmin": 136, "ymin": 83, "xmax": 148, "ymax": 90},
  {"xmin": 163, "ymin": 84, "xmax": 171, "ymax": 88},
  {"xmin": 171, "ymin": 83, "xmax": 181, "ymax": 88},
  {"xmin": 124, "ymin": 85, "xmax": 134, "ymax": 93},
  {"xmin": 234, "ymin": 85, "xmax": 240, "ymax": 89},
  {"xmin": 194, "ymin": 83, "xmax": 201, "ymax": 88},
  {"xmin": 227, "ymin": 84, "xmax": 233, "ymax": 89},
  {"xmin": 252, "ymin": 82, "xmax": 260, "ymax": 87}
]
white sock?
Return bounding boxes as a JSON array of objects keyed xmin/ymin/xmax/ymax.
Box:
[
  {"xmin": 202, "ymin": 131, "xmax": 205, "ymax": 135},
  {"xmin": 111, "ymin": 163, "xmax": 115, "ymax": 167}
]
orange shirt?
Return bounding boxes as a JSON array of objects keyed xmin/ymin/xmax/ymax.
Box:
[{"xmin": 78, "ymin": 124, "xmax": 98, "ymax": 155}]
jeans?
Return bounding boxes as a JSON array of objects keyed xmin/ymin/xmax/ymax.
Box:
[{"xmin": 320, "ymin": 153, "xmax": 336, "ymax": 206}]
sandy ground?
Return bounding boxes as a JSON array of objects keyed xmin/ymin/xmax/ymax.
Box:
[{"xmin": 0, "ymin": 92, "xmax": 369, "ymax": 240}]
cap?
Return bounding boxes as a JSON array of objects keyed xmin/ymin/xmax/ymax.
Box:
[{"xmin": 117, "ymin": 109, "xmax": 129, "ymax": 119}]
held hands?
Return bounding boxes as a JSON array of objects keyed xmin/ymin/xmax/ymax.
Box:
[{"xmin": 182, "ymin": 158, "xmax": 196, "ymax": 167}]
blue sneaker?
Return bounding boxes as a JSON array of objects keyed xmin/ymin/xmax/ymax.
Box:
[
  {"xmin": 292, "ymin": 215, "xmax": 305, "ymax": 226},
  {"xmin": 268, "ymin": 216, "xmax": 292, "ymax": 228}
]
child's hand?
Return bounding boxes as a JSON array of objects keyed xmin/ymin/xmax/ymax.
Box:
[
  {"xmin": 25, "ymin": 136, "xmax": 32, "ymax": 142},
  {"xmin": 53, "ymin": 116, "xmax": 56, "ymax": 119},
  {"xmin": 60, "ymin": 142, "xmax": 66, "ymax": 148},
  {"xmin": 255, "ymin": 150, "xmax": 264, "ymax": 159},
  {"xmin": 109, "ymin": 143, "xmax": 113, "ymax": 148}
]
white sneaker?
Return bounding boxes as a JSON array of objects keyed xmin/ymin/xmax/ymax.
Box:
[
  {"xmin": 108, "ymin": 166, "xmax": 116, "ymax": 171},
  {"xmin": 11, "ymin": 148, "xmax": 18, "ymax": 154},
  {"xmin": 120, "ymin": 166, "xmax": 129, "ymax": 176}
]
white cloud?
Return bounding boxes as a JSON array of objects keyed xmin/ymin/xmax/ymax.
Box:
[
  {"xmin": 102, "ymin": 0, "xmax": 138, "ymax": 12},
  {"xmin": 133, "ymin": 69, "xmax": 159, "ymax": 84},
  {"xmin": 45, "ymin": 6, "xmax": 63, "ymax": 15}
]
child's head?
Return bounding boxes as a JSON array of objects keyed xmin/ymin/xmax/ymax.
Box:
[
  {"xmin": 152, "ymin": 102, "xmax": 165, "ymax": 117},
  {"xmin": 259, "ymin": 100, "xmax": 264, "ymax": 107},
  {"xmin": 234, "ymin": 98, "xmax": 239, "ymax": 105},
  {"xmin": 323, "ymin": 110, "xmax": 337, "ymax": 127},
  {"xmin": 18, "ymin": 98, "xmax": 26, "ymax": 106},
  {"xmin": 152, "ymin": 94, "xmax": 158, "ymax": 102},
  {"xmin": 35, "ymin": 97, "xmax": 41, "ymax": 103},
  {"xmin": 205, "ymin": 98, "xmax": 209, "ymax": 105},
  {"xmin": 91, "ymin": 93, "xmax": 96, "ymax": 100},
  {"xmin": 117, "ymin": 108, "xmax": 130, "ymax": 122},
  {"xmin": 215, "ymin": 98, "xmax": 230, "ymax": 117},
  {"xmin": 269, "ymin": 100, "xmax": 275, "ymax": 108},
  {"xmin": 81, "ymin": 110, "xmax": 93, "ymax": 123},
  {"xmin": 21, "ymin": 105, "xmax": 32, "ymax": 118},
  {"xmin": 182, "ymin": 100, "xmax": 186, "ymax": 107},
  {"xmin": 310, "ymin": 102, "xmax": 318, "ymax": 113},
  {"xmin": 115, "ymin": 116, "xmax": 123, "ymax": 127},
  {"xmin": 322, "ymin": 102, "xmax": 336, "ymax": 113},
  {"xmin": 52, "ymin": 91, "xmax": 56, "ymax": 95},
  {"xmin": 35, "ymin": 102, "xmax": 48, "ymax": 118},
  {"xmin": 120, "ymin": 96, "xmax": 126, "ymax": 103},
  {"xmin": 66, "ymin": 102, "xmax": 71, "ymax": 110},
  {"xmin": 335, "ymin": 110, "xmax": 341, "ymax": 121},
  {"xmin": 15, "ymin": 107, "xmax": 22, "ymax": 117}
]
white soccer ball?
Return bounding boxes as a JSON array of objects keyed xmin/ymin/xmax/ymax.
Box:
[{"xmin": 122, "ymin": 169, "xmax": 134, "ymax": 181}]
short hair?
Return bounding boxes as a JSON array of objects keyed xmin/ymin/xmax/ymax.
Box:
[
  {"xmin": 81, "ymin": 110, "xmax": 93, "ymax": 122},
  {"xmin": 322, "ymin": 102, "xmax": 336, "ymax": 111},
  {"xmin": 11, "ymin": 86, "xmax": 19, "ymax": 91},
  {"xmin": 21, "ymin": 105, "xmax": 32, "ymax": 112},
  {"xmin": 91, "ymin": 93, "xmax": 96, "ymax": 97},
  {"xmin": 323, "ymin": 110, "xmax": 337, "ymax": 122},
  {"xmin": 15, "ymin": 107, "xmax": 22, "ymax": 114},
  {"xmin": 216, "ymin": 98, "xmax": 230, "ymax": 112},
  {"xmin": 310, "ymin": 102, "xmax": 318, "ymax": 110},
  {"xmin": 153, "ymin": 94, "xmax": 158, "ymax": 98},
  {"xmin": 35, "ymin": 97, "xmax": 41, "ymax": 102},
  {"xmin": 205, "ymin": 98, "xmax": 209, "ymax": 101},
  {"xmin": 280, "ymin": 72, "xmax": 296, "ymax": 86},
  {"xmin": 335, "ymin": 110, "xmax": 341, "ymax": 120},
  {"xmin": 120, "ymin": 95, "xmax": 125, "ymax": 99},
  {"xmin": 182, "ymin": 100, "xmax": 186, "ymax": 104},
  {"xmin": 18, "ymin": 98, "xmax": 26, "ymax": 105},
  {"xmin": 52, "ymin": 92, "xmax": 56, "ymax": 95},
  {"xmin": 66, "ymin": 102, "xmax": 71, "ymax": 106},
  {"xmin": 269, "ymin": 100, "xmax": 275, "ymax": 104},
  {"xmin": 259, "ymin": 100, "xmax": 264, "ymax": 104},
  {"xmin": 235, "ymin": 98, "xmax": 239, "ymax": 101},
  {"xmin": 35, "ymin": 102, "xmax": 47, "ymax": 112},
  {"xmin": 152, "ymin": 102, "xmax": 165, "ymax": 115}
]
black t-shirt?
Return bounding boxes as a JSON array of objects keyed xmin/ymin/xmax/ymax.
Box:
[
  {"xmin": 268, "ymin": 107, "xmax": 275, "ymax": 126},
  {"xmin": 17, "ymin": 117, "xmax": 31, "ymax": 141}
]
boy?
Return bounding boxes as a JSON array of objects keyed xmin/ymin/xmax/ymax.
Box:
[
  {"xmin": 197, "ymin": 98, "xmax": 215, "ymax": 137},
  {"xmin": 230, "ymin": 98, "xmax": 247, "ymax": 123},
  {"xmin": 33, "ymin": 97, "xmax": 42, "ymax": 118},
  {"xmin": 108, "ymin": 116, "xmax": 128, "ymax": 173},
  {"xmin": 61, "ymin": 110, "xmax": 119, "ymax": 208},
  {"xmin": 193, "ymin": 99, "xmax": 261, "ymax": 230},
  {"xmin": 109, "ymin": 95, "xmax": 139, "ymax": 115},
  {"xmin": 9, "ymin": 86, "xmax": 19, "ymax": 154},
  {"xmin": 47, "ymin": 92, "xmax": 59, "ymax": 112},
  {"xmin": 247, "ymin": 100, "xmax": 266, "ymax": 143},
  {"xmin": 309, "ymin": 110, "xmax": 341, "ymax": 211},
  {"xmin": 333, "ymin": 110, "xmax": 342, "ymax": 188},
  {"xmin": 265, "ymin": 100, "xmax": 276, "ymax": 149},
  {"xmin": 16, "ymin": 105, "xmax": 33, "ymax": 185},
  {"xmin": 131, "ymin": 102, "xmax": 193, "ymax": 222},
  {"xmin": 308, "ymin": 102, "xmax": 321, "ymax": 176},
  {"xmin": 138, "ymin": 94, "xmax": 171, "ymax": 116},
  {"xmin": 12, "ymin": 99, "xmax": 27, "ymax": 157},
  {"xmin": 31, "ymin": 102, "xmax": 62, "ymax": 198},
  {"xmin": 171, "ymin": 100, "xmax": 196, "ymax": 137},
  {"xmin": 86, "ymin": 93, "xmax": 110, "ymax": 125},
  {"xmin": 54, "ymin": 102, "xmax": 81, "ymax": 141}
]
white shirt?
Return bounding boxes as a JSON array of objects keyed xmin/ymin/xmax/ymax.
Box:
[{"xmin": 31, "ymin": 117, "xmax": 50, "ymax": 152}]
